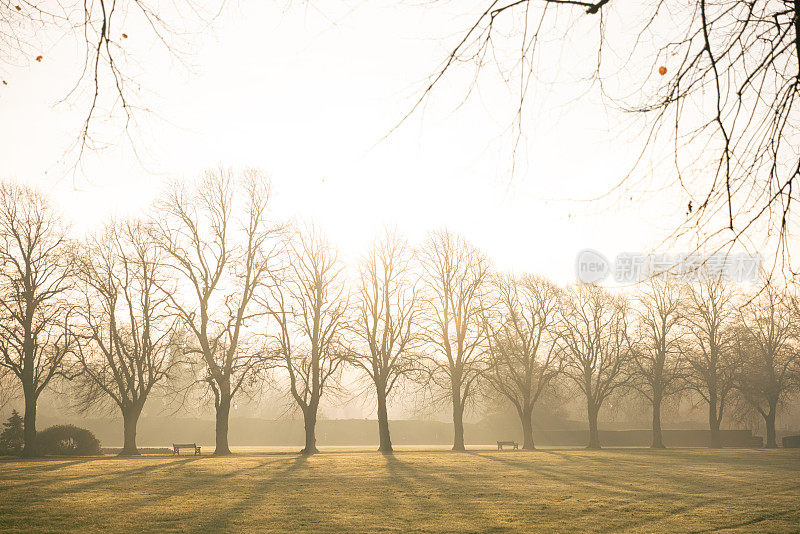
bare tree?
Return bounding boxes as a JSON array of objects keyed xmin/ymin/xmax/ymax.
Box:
[
  {"xmin": 560, "ymin": 284, "xmax": 630, "ymax": 449},
  {"xmin": 0, "ymin": 361, "xmax": 19, "ymax": 411},
  {"xmin": 418, "ymin": 230, "xmax": 491, "ymax": 452},
  {"xmin": 483, "ymin": 273, "xmax": 562, "ymax": 450},
  {"xmin": 150, "ymin": 169, "xmax": 279, "ymax": 455},
  {"xmin": 349, "ymin": 230, "xmax": 418, "ymax": 453},
  {"xmin": 630, "ymin": 277, "xmax": 687, "ymax": 448},
  {"xmin": 734, "ymin": 284, "xmax": 799, "ymax": 448},
  {"xmin": 1, "ymin": 1, "xmax": 218, "ymax": 158},
  {"xmin": 684, "ymin": 277, "xmax": 739, "ymax": 448},
  {"xmin": 264, "ymin": 228, "xmax": 348, "ymax": 455},
  {"xmin": 0, "ymin": 183, "xmax": 74, "ymax": 456},
  {"xmin": 73, "ymin": 221, "xmax": 182, "ymax": 455},
  {"xmin": 412, "ymin": 1, "xmax": 800, "ymax": 269}
]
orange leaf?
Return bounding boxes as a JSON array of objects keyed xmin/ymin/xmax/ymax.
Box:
[
  {"xmin": 122, "ymin": 33, "xmax": 128, "ymax": 39},
  {"xmin": 658, "ymin": 66, "xmax": 667, "ymax": 76},
  {"xmin": 36, "ymin": 55, "xmax": 42, "ymax": 62}
]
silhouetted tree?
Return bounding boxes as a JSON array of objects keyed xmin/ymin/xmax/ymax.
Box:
[
  {"xmin": 684, "ymin": 277, "xmax": 739, "ymax": 448},
  {"xmin": 560, "ymin": 284, "xmax": 630, "ymax": 449},
  {"xmin": 630, "ymin": 277, "xmax": 687, "ymax": 448},
  {"xmin": 265, "ymin": 228, "xmax": 348, "ymax": 455},
  {"xmin": 73, "ymin": 221, "xmax": 182, "ymax": 456},
  {"xmin": 349, "ymin": 230, "xmax": 418, "ymax": 453},
  {"xmin": 734, "ymin": 284, "xmax": 799, "ymax": 448},
  {"xmin": 483, "ymin": 274, "xmax": 562, "ymax": 450},
  {"xmin": 0, "ymin": 183, "xmax": 75, "ymax": 457},
  {"xmin": 0, "ymin": 1, "xmax": 218, "ymax": 156},
  {"xmin": 414, "ymin": 1, "xmax": 800, "ymax": 269},
  {"xmin": 419, "ymin": 230, "xmax": 491, "ymax": 451},
  {"xmin": 0, "ymin": 366, "xmax": 16, "ymax": 411},
  {"xmin": 150, "ymin": 169, "xmax": 280, "ymax": 455}
]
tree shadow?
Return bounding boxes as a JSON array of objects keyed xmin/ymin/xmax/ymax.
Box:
[
  {"xmin": 1, "ymin": 456, "xmax": 205, "ymax": 494},
  {"xmin": 467, "ymin": 450, "xmax": 800, "ymax": 532},
  {"xmin": 381, "ymin": 452, "xmax": 511, "ymax": 531},
  {"xmin": 0, "ymin": 458, "xmax": 87, "ymax": 474},
  {"xmin": 694, "ymin": 508, "xmax": 800, "ymax": 533},
  {"xmin": 189, "ymin": 455, "xmax": 315, "ymax": 532}
]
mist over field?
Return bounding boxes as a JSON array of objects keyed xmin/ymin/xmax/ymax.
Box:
[
  {"xmin": 16, "ymin": 384, "xmax": 800, "ymax": 450},
  {"xmin": 2, "ymin": 1, "xmax": 800, "ymax": 532}
]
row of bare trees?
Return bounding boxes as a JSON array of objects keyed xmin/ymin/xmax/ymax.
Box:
[
  {"xmin": 485, "ymin": 277, "xmax": 800, "ymax": 451},
  {"xmin": 1, "ymin": 174, "xmax": 798, "ymax": 456}
]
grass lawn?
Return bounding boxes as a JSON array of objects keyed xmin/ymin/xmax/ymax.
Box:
[{"xmin": 0, "ymin": 448, "xmax": 798, "ymax": 533}]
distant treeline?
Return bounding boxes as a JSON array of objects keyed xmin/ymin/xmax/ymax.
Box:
[{"xmin": 1, "ymin": 175, "xmax": 799, "ymax": 458}]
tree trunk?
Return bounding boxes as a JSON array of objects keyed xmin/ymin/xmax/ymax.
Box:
[
  {"xmin": 301, "ymin": 406, "xmax": 319, "ymax": 455},
  {"xmin": 651, "ymin": 395, "xmax": 665, "ymax": 449},
  {"xmin": 451, "ymin": 385, "xmax": 466, "ymax": 452},
  {"xmin": 764, "ymin": 404, "xmax": 777, "ymax": 449},
  {"xmin": 587, "ymin": 403, "xmax": 601, "ymax": 450},
  {"xmin": 708, "ymin": 401, "xmax": 722, "ymax": 448},
  {"xmin": 214, "ymin": 396, "xmax": 232, "ymax": 456},
  {"xmin": 520, "ymin": 406, "xmax": 535, "ymax": 450},
  {"xmin": 120, "ymin": 406, "xmax": 142, "ymax": 456},
  {"xmin": 376, "ymin": 386, "xmax": 393, "ymax": 453},
  {"xmin": 21, "ymin": 387, "xmax": 37, "ymax": 457}
]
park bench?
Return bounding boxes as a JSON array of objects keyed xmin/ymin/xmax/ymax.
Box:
[
  {"xmin": 497, "ymin": 440, "xmax": 518, "ymax": 451},
  {"xmin": 172, "ymin": 443, "xmax": 201, "ymax": 456}
]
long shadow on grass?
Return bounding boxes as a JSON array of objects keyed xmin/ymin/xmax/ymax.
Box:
[
  {"xmin": 382, "ymin": 452, "xmax": 510, "ymax": 531},
  {"xmin": 2, "ymin": 456, "xmax": 206, "ymax": 494},
  {"xmin": 3, "ymin": 456, "xmax": 305, "ymax": 533},
  {"xmin": 469, "ymin": 451, "xmax": 668, "ymax": 499},
  {"xmin": 188, "ymin": 455, "xmax": 332, "ymax": 532},
  {"xmin": 464, "ymin": 451, "xmax": 655, "ymax": 526},
  {"xmin": 472, "ymin": 451, "xmax": 795, "ymax": 532},
  {"xmin": 540, "ymin": 449, "xmax": 800, "ymax": 490},
  {"xmin": 497, "ymin": 449, "xmax": 756, "ymax": 497},
  {"xmin": 0, "ymin": 458, "xmax": 87, "ymax": 475},
  {"xmin": 695, "ymin": 508, "xmax": 800, "ymax": 533},
  {"xmin": 468, "ymin": 448, "xmax": 740, "ymax": 526}
]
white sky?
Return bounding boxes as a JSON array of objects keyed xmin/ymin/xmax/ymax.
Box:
[
  {"xmin": 4, "ymin": 1, "xmax": 793, "ymax": 422},
  {"xmin": 0, "ymin": 1, "xmax": 693, "ymax": 288}
]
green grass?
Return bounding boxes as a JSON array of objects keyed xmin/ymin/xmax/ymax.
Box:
[{"xmin": 1, "ymin": 448, "xmax": 798, "ymax": 533}]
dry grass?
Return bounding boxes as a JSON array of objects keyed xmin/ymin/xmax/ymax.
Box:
[{"xmin": 0, "ymin": 448, "xmax": 798, "ymax": 533}]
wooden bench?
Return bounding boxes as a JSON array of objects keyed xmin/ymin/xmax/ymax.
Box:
[
  {"xmin": 172, "ymin": 443, "xmax": 201, "ymax": 455},
  {"xmin": 497, "ymin": 440, "xmax": 518, "ymax": 451}
]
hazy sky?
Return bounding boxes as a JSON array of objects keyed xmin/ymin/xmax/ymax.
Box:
[
  {"xmin": 3, "ymin": 1, "xmax": 791, "ymax": 423},
  {"xmin": 0, "ymin": 1, "xmax": 696, "ymax": 287}
]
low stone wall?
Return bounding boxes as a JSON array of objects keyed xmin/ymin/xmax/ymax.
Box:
[{"xmin": 782, "ymin": 435, "xmax": 800, "ymax": 448}]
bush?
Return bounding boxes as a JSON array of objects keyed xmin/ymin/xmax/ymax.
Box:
[
  {"xmin": 0, "ymin": 410, "xmax": 24, "ymax": 455},
  {"xmin": 36, "ymin": 425, "xmax": 101, "ymax": 456}
]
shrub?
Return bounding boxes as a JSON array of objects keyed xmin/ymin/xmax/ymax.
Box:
[
  {"xmin": 0, "ymin": 410, "xmax": 24, "ymax": 455},
  {"xmin": 36, "ymin": 425, "xmax": 101, "ymax": 456}
]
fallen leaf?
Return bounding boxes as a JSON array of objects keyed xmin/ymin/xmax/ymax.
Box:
[
  {"xmin": 658, "ymin": 66, "xmax": 667, "ymax": 76},
  {"xmin": 36, "ymin": 55, "xmax": 42, "ymax": 62},
  {"xmin": 15, "ymin": 6, "xmax": 21, "ymax": 11},
  {"xmin": 122, "ymin": 33, "xmax": 128, "ymax": 39},
  {"xmin": 2, "ymin": 81, "xmax": 6, "ymax": 85}
]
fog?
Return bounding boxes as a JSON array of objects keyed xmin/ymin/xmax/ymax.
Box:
[{"xmin": 2, "ymin": 1, "xmax": 800, "ymax": 532}]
